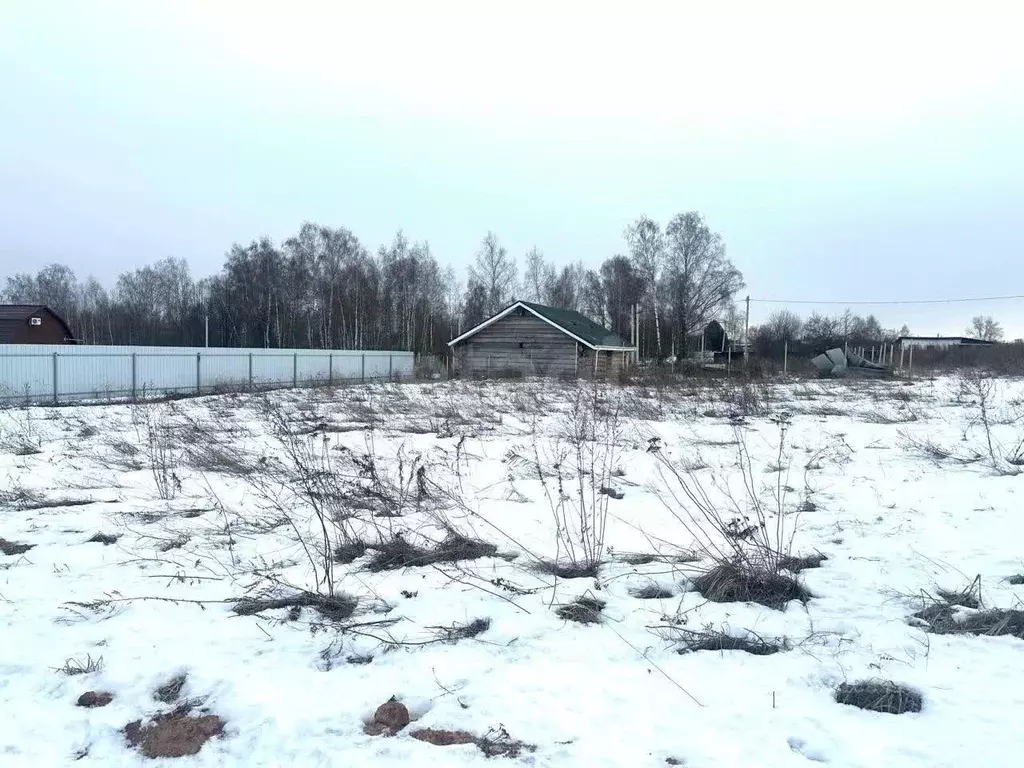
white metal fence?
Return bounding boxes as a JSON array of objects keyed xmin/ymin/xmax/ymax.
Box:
[{"xmin": 0, "ymin": 345, "xmax": 415, "ymax": 404}]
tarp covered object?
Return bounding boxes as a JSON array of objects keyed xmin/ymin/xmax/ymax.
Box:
[{"xmin": 811, "ymin": 348, "xmax": 889, "ymax": 377}]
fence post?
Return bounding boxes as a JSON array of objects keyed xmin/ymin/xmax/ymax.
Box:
[
  {"xmin": 293, "ymin": 353, "xmax": 298, "ymax": 388},
  {"xmin": 908, "ymin": 346, "xmax": 914, "ymax": 379},
  {"xmin": 361, "ymin": 353, "xmax": 365, "ymax": 383},
  {"xmin": 783, "ymin": 339, "xmax": 788, "ymax": 376},
  {"xmin": 389, "ymin": 354, "xmax": 393, "ymax": 380},
  {"xmin": 196, "ymin": 353, "xmax": 201, "ymax": 395},
  {"xmin": 248, "ymin": 353, "xmax": 253, "ymax": 389},
  {"xmin": 131, "ymin": 353, "xmax": 137, "ymax": 400},
  {"xmin": 52, "ymin": 352, "xmax": 59, "ymax": 405},
  {"xmin": 328, "ymin": 353, "xmax": 333, "ymax": 385}
]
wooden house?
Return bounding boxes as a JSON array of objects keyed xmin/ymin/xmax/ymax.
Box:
[
  {"xmin": 448, "ymin": 301, "xmax": 635, "ymax": 378},
  {"xmin": 0, "ymin": 305, "xmax": 76, "ymax": 345}
]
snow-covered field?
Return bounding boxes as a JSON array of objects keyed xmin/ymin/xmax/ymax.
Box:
[{"xmin": 2, "ymin": 374, "xmax": 1024, "ymax": 767}]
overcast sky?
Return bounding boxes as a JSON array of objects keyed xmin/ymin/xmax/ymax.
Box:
[{"xmin": 2, "ymin": 1, "xmax": 1023, "ymax": 336}]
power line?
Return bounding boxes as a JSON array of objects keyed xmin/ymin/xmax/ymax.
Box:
[{"xmin": 749, "ymin": 294, "xmax": 1024, "ymax": 306}]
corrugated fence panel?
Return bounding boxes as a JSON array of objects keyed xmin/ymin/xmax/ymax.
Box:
[{"xmin": 0, "ymin": 345, "xmax": 414, "ymax": 404}]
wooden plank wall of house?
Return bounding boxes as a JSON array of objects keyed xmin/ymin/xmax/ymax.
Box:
[{"xmin": 454, "ymin": 311, "xmax": 579, "ymax": 376}]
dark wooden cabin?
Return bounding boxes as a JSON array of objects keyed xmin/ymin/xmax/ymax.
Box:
[
  {"xmin": 448, "ymin": 301, "xmax": 635, "ymax": 378},
  {"xmin": 0, "ymin": 305, "xmax": 76, "ymax": 345}
]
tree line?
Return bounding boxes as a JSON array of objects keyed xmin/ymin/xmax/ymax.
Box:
[{"xmin": 2, "ymin": 213, "xmax": 745, "ymax": 358}]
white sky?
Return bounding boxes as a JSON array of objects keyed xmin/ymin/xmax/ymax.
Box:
[{"xmin": 2, "ymin": 0, "xmax": 1023, "ymax": 335}]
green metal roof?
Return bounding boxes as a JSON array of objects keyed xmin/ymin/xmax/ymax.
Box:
[{"xmin": 518, "ymin": 301, "xmax": 631, "ymax": 348}]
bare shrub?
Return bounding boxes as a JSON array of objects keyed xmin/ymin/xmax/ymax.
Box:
[
  {"xmin": 957, "ymin": 370, "xmax": 1022, "ymax": 475},
  {"xmin": 0, "ymin": 409, "xmax": 43, "ymax": 455},
  {"xmin": 652, "ymin": 421, "xmax": 808, "ymax": 609},
  {"xmin": 531, "ymin": 382, "xmax": 622, "ymax": 578},
  {"xmin": 134, "ymin": 405, "xmax": 182, "ymax": 500}
]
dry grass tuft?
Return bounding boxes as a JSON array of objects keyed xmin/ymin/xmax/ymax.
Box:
[
  {"xmin": 0, "ymin": 538, "xmax": 35, "ymax": 556},
  {"xmin": 537, "ymin": 560, "xmax": 600, "ymax": 579},
  {"xmin": 87, "ymin": 532, "xmax": 120, "ymax": 546},
  {"xmin": 834, "ymin": 680, "xmax": 922, "ymax": 714},
  {"xmin": 675, "ymin": 628, "xmax": 786, "ymax": 656},
  {"xmin": 555, "ymin": 595, "xmax": 605, "ymax": 625},
  {"xmin": 692, "ymin": 562, "xmax": 811, "ymax": 610},
  {"xmin": 232, "ymin": 592, "xmax": 358, "ymax": 622},
  {"xmin": 630, "ymin": 584, "xmax": 676, "ymax": 600},
  {"xmin": 428, "ymin": 618, "xmax": 491, "ymax": 643},
  {"xmin": 778, "ymin": 553, "xmax": 828, "ymax": 573},
  {"xmin": 366, "ymin": 532, "xmax": 497, "ymax": 572}
]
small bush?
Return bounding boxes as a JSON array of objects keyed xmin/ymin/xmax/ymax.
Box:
[
  {"xmin": 676, "ymin": 629, "xmax": 785, "ymax": 656},
  {"xmin": 1008, "ymin": 574, "xmax": 1024, "ymax": 586},
  {"xmin": 692, "ymin": 562, "xmax": 811, "ymax": 610},
  {"xmin": 834, "ymin": 680, "xmax": 922, "ymax": 714},
  {"xmin": 78, "ymin": 425, "xmax": 99, "ymax": 439},
  {"xmin": 555, "ymin": 595, "xmax": 605, "ymax": 625},
  {"xmin": 778, "ymin": 553, "xmax": 827, "ymax": 573}
]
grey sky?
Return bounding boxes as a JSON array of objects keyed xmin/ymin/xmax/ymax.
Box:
[{"xmin": 2, "ymin": 1, "xmax": 1023, "ymax": 336}]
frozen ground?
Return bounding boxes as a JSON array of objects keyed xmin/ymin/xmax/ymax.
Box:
[{"xmin": 2, "ymin": 374, "xmax": 1024, "ymax": 767}]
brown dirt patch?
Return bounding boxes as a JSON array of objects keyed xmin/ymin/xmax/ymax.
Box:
[
  {"xmin": 77, "ymin": 691, "xmax": 113, "ymax": 708},
  {"xmin": 123, "ymin": 712, "xmax": 225, "ymax": 758},
  {"xmin": 411, "ymin": 728, "xmax": 476, "ymax": 746}
]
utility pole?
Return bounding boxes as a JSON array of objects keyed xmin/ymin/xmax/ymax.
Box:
[{"xmin": 743, "ymin": 295, "xmax": 750, "ymax": 367}]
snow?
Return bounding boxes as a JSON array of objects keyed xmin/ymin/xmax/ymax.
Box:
[{"xmin": 2, "ymin": 375, "xmax": 1024, "ymax": 767}]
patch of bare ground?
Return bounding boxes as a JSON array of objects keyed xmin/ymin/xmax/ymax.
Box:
[{"xmin": 124, "ymin": 710, "xmax": 225, "ymax": 758}]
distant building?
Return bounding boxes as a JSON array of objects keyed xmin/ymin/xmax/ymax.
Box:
[
  {"xmin": 895, "ymin": 336, "xmax": 995, "ymax": 350},
  {"xmin": 448, "ymin": 300, "xmax": 635, "ymax": 377},
  {"xmin": 0, "ymin": 305, "xmax": 76, "ymax": 345}
]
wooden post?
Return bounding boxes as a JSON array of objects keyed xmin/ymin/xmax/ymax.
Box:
[
  {"xmin": 131, "ymin": 353, "xmax": 137, "ymax": 400},
  {"xmin": 361, "ymin": 353, "xmax": 366, "ymax": 383},
  {"xmin": 908, "ymin": 346, "xmax": 914, "ymax": 378},
  {"xmin": 727, "ymin": 344, "xmax": 732, "ymax": 374},
  {"xmin": 52, "ymin": 352, "xmax": 59, "ymax": 405},
  {"xmin": 575, "ymin": 343, "xmax": 579, "ymax": 377},
  {"xmin": 389, "ymin": 353, "xmax": 393, "ymax": 380},
  {"xmin": 293, "ymin": 353, "xmax": 298, "ymax": 388},
  {"xmin": 593, "ymin": 349, "xmax": 599, "ymax": 377},
  {"xmin": 196, "ymin": 353, "xmax": 201, "ymax": 394},
  {"xmin": 783, "ymin": 339, "xmax": 788, "ymax": 376},
  {"xmin": 328, "ymin": 353, "xmax": 333, "ymax": 385},
  {"xmin": 248, "ymin": 353, "xmax": 253, "ymax": 388}
]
